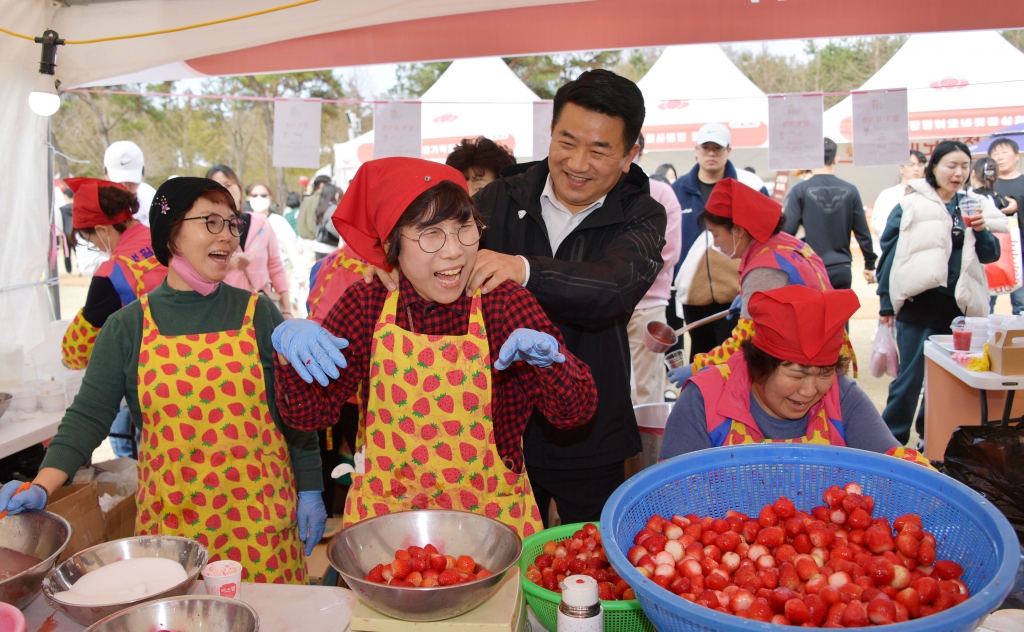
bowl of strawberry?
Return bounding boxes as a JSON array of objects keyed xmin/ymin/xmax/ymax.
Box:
[
  {"xmin": 519, "ymin": 522, "xmax": 654, "ymax": 632},
  {"xmin": 326, "ymin": 509, "xmax": 521, "ymax": 621},
  {"xmin": 600, "ymin": 444, "xmax": 1019, "ymax": 632}
]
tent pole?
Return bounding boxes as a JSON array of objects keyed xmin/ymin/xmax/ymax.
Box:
[{"xmin": 45, "ymin": 118, "xmax": 60, "ymax": 321}]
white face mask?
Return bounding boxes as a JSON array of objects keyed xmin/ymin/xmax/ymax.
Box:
[
  {"xmin": 249, "ymin": 196, "xmax": 271, "ymax": 212},
  {"xmin": 728, "ymin": 227, "xmax": 742, "ymax": 259}
]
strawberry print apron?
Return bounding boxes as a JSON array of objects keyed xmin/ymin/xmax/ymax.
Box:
[
  {"xmin": 343, "ymin": 289, "xmax": 544, "ymax": 537},
  {"xmin": 135, "ymin": 293, "xmax": 305, "ymax": 584}
]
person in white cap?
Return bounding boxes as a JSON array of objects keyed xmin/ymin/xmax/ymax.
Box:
[
  {"xmin": 669, "ymin": 122, "xmax": 769, "ymax": 362},
  {"xmin": 73, "ymin": 142, "xmax": 156, "ymax": 277}
]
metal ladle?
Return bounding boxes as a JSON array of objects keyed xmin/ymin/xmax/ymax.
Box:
[{"xmin": 643, "ymin": 309, "xmax": 731, "ymax": 353}]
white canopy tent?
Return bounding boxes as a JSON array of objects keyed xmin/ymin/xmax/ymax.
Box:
[
  {"xmin": 823, "ymin": 31, "xmax": 1024, "ymax": 143},
  {"xmin": 638, "ymin": 44, "xmax": 769, "ymax": 151},
  {"xmin": 333, "ymin": 57, "xmax": 540, "ymax": 183}
]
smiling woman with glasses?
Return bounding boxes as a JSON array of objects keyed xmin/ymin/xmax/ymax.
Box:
[
  {"xmin": 269, "ymin": 157, "xmax": 598, "ymax": 535},
  {"xmin": 20, "ymin": 177, "xmax": 327, "ymax": 585}
]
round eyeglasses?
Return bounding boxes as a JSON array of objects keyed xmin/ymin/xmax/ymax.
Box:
[
  {"xmin": 402, "ymin": 223, "xmax": 483, "ymax": 253},
  {"xmin": 181, "ymin": 214, "xmax": 245, "ymax": 237}
]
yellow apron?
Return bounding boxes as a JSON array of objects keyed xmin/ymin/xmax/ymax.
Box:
[
  {"xmin": 343, "ymin": 289, "xmax": 544, "ymax": 537},
  {"xmin": 135, "ymin": 293, "xmax": 306, "ymax": 583},
  {"xmin": 62, "ymin": 255, "xmax": 162, "ymax": 370}
]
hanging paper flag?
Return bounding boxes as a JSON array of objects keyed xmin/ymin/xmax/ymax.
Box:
[
  {"xmin": 768, "ymin": 93, "xmax": 824, "ymax": 171},
  {"xmin": 373, "ymin": 101, "xmax": 422, "ymax": 159},
  {"xmin": 533, "ymin": 101, "xmax": 554, "ymax": 161},
  {"xmin": 273, "ymin": 100, "xmax": 323, "ymax": 169},
  {"xmin": 852, "ymin": 89, "xmax": 909, "ymax": 167}
]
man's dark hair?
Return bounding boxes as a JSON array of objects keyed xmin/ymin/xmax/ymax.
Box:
[
  {"xmin": 925, "ymin": 140, "xmax": 972, "ymax": 190},
  {"xmin": 989, "ymin": 138, "xmax": 1020, "ymax": 156},
  {"xmin": 909, "ymin": 149, "xmax": 927, "ymax": 164},
  {"xmin": 636, "ymin": 133, "xmax": 645, "ymax": 154},
  {"xmin": 445, "ymin": 137, "xmax": 516, "ymax": 178},
  {"xmin": 313, "ymin": 175, "xmax": 332, "ymax": 191},
  {"xmin": 743, "ymin": 166, "xmax": 756, "ymax": 174},
  {"xmin": 741, "ymin": 339, "xmax": 848, "ymax": 385},
  {"xmin": 286, "ymin": 191, "xmax": 301, "ymax": 208},
  {"xmin": 823, "ymin": 138, "xmax": 838, "ymax": 166},
  {"xmin": 552, "ymin": 69, "xmax": 645, "ymax": 155}
]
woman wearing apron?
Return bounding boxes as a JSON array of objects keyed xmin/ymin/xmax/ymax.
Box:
[
  {"xmin": 61, "ymin": 177, "xmax": 166, "ymax": 370},
  {"xmin": 273, "ymin": 158, "xmax": 598, "ymax": 536},
  {"xmin": 1, "ymin": 178, "xmax": 325, "ymax": 584},
  {"xmin": 659, "ymin": 285, "xmax": 931, "ymax": 467}
]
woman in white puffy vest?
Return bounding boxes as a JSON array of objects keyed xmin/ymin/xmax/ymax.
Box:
[{"xmin": 876, "ymin": 140, "xmax": 1006, "ymax": 445}]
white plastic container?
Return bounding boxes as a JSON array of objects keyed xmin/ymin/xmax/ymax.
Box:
[
  {"xmin": 37, "ymin": 383, "xmax": 66, "ymax": 413},
  {"xmin": 202, "ymin": 560, "xmax": 243, "ymax": 599},
  {"xmin": 10, "ymin": 389, "xmax": 37, "ymax": 412},
  {"xmin": 557, "ymin": 575, "xmax": 603, "ymax": 632}
]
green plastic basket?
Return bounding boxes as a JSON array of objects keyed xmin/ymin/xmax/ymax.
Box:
[{"xmin": 518, "ymin": 521, "xmax": 654, "ymax": 632}]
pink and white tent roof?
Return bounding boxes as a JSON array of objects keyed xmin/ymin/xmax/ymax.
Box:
[
  {"xmin": 334, "ymin": 57, "xmax": 540, "ymax": 175},
  {"xmin": 823, "ymin": 31, "xmax": 1024, "ymax": 143},
  {"xmin": 638, "ymin": 44, "xmax": 769, "ymax": 150}
]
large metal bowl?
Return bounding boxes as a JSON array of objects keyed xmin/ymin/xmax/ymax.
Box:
[
  {"xmin": 328, "ymin": 509, "xmax": 522, "ymax": 621},
  {"xmin": 83, "ymin": 595, "xmax": 259, "ymax": 632},
  {"xmin": 0, "ymin": 510, "xmax": 72, "ymax": 609},
  {"xmin": 42, "ymin": 535, "xmax": 208, "ymax": 626},
  {"xmin": 0, "ymin": 393, "xmax": 11, "ymax": 420}
]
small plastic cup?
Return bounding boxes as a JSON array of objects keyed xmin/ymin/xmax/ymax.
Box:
[
  {"xmin": 664, "ymin": 349, "xmax": 687, "ymax": 371},
  {"xmin": 202, "ymin": 560, "xmax": 243, "ymax": 599}
]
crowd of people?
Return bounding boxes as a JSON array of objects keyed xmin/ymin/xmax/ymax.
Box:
[{"xmin": 2, "ymin": 67, "xmax": 1022, "ymax": 584}]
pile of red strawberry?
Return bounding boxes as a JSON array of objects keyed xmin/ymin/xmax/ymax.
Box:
[
  {"xmin": 626, "ymin": 483, "xmax": 970, "ymax": 626},
  {"xmin": 524, "ymin": 523, "xmax": 635, "ymax": 601},
  {"xmin": 363, "ymin": 544, "xmax": 493, "ymax": 588}
]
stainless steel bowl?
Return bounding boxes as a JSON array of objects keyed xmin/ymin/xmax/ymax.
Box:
[
  {"xmin": 0, "ymin": 392, "xmax": 11, "ymax": 420},
  {"xmin": 42, "ymin": 535, "xmax": 209, "ymax": 626},
  {"xmin": 327, "ymin": 509, "xmax": 522, "ymax": 621},
  {"xmin": 83, "ymin": 595, "xmax": 259, "ymax": 632},
  {"xmin": 0, "ymin": 510, "xmax": 72, "ymax": 609}
]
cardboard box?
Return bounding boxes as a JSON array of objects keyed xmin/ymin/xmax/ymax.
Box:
[
  {"xmin": 988, "ymin": 325, "xmax": 1024, "ymax": 375},
  {"xmin": 306, "ymin": 542, "xmax": 333, "ymax": 586},
  {"xmin": 47, "ymin": 483, "xmax": 106, "ymax": 562}
]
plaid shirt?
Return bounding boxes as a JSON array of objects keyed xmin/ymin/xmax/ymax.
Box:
[{"xmin": 275, "ymin": 276, "xmax": 597, "ymax": 472}]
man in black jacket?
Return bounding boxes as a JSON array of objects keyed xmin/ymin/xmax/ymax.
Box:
[
  {"xmin": 466, "ymin": 70, "xmax": 667, "ymax": 525},
  {"xmin": 783, "ymin": 137, "xmax": 876, "ymax": 289}
]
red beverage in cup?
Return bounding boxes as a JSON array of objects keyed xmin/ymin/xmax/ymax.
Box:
[{"xmin": 952, "ymin": 329, "xmax": 973, "ymax": 351}]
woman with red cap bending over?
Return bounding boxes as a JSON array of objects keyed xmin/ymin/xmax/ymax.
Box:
[
  {"xmin": 61, "ymin": 178, "xmax": 167, "ymax": 370},
  {"xmin": 660, "ymin": 286, "xmax": 928, "ymax": 465},
  {"xmin": 272, "ymin": 157, "xmax": 598, "ymax": 536},
  {"xmin": 667, "ymin": 178, "xmax": 850, "ymax": 387}
]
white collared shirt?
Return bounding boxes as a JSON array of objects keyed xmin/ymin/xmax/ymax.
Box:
[{"xmin": 517, "ymin": 175, "xmax": 608, "ymax": 285}]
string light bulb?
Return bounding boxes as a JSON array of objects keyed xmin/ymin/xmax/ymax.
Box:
[{"xmin": 28, "ymin": 30, "xmax": 64, "ymax": 117}]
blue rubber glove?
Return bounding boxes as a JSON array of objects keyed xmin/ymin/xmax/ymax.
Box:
[
  {"xmin": 726, "ymin": 295, "xmax": 743, "ymax": 321},
  {"xmin": 494, "ymin": 328, "xmax": 566, "ymax": 371},
  {"xmin": 296, "ymin": 491, "xmax": 328, "ymax": 556},
  {"xmin": 667, "ymin": 364, "xmax": 693, "ymax": 388},
  {"xmin": 272, "ymin": 319, "xmax": 349, "ymax": 387},
  {"xmin": 0, "ymin": 481, "xmax": 47, "ymax": 515}
]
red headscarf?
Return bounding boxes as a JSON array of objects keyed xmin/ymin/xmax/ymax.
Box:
[
  {"xmin": 65, "ymin": 177, "xmax": 132, "ymax": 230},
  {"xmin": 747, "ymin": 285, "xmax": 860, "ymax": 366},
  {"xmin": 704, "ymin": 178, "xmax": 781, "ymax": 243},
  {"xmin": 333, "ymin": 158, "xmax": 469, "ymax": 271}
]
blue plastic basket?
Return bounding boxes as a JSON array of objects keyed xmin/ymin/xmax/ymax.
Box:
[{"xmin": 600, "ymin": 444, "xmax": 1018, "ymax": 632}]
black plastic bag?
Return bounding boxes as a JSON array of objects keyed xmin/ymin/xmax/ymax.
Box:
[{"xmin": 943, "ymin": 425, "xmax": 1024, "ymax": 545}]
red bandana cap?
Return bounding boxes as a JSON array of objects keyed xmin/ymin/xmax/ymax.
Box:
[
  {"xmin": 66, "ymin": 177, "xmax": 131, "ymax": 230},
  {"xmin": 704, "ymin": 178, "xmax": 782, "ymax": 243},
  {"xmin": 333, "ymin": 157, "xmax": 469, "ymax": 271},
  {"xmin": 748, "ymin": 285, "xmax": 860, "ymax": 366}
]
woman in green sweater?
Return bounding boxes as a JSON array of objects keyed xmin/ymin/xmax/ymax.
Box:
[{"xmin": 0, "ymin": 178, "xmax": 325, "ymax": 584}]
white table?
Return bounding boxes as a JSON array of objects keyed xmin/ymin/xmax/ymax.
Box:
[
  {"xmin": 922, "ymin": 341, "xmax": 1024, "ymax": 459},
  {"xmin": 22, "ymin": 581, "xmax": 357, "ymax": 631},
  {"xmin": 0, "ymin": 409, "xmax": 64, "ymax": 460}
]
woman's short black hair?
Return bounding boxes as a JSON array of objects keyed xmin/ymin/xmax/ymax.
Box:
[
  {"xmin": 552, "ymin": 69, "xmax": 645, "ymax": 155},
  {"xmin": 286, "ymin": 191, "xmax": 301, "ymax": 208},
  {"xmin": 205, "ymin": 164, "xmax": 242, "ymax": 190},
  {"xmin": 655, "ymin": 164, "xmax": 677, "ymax": 178},
  {"xmin": 741, "ymin": 339, "xmax": 848, "ymax": 385},
  {"xmin": 909, "ymin": 149, "xmax": 927, "ymax": 164},
  {"xmin": 384, "ymin": 181, "xmax": 482, "ymax": 269},
  {"xmin": 446, "ymin": 137, "xmax": 516, "ymax": 179},
  {"xmin": 925, "ymin": 140, "xmax": 972, "ymax": 190},
  {"xmin": 697, "ymin": 209, "xmax": 786, "ymax": 237}
]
